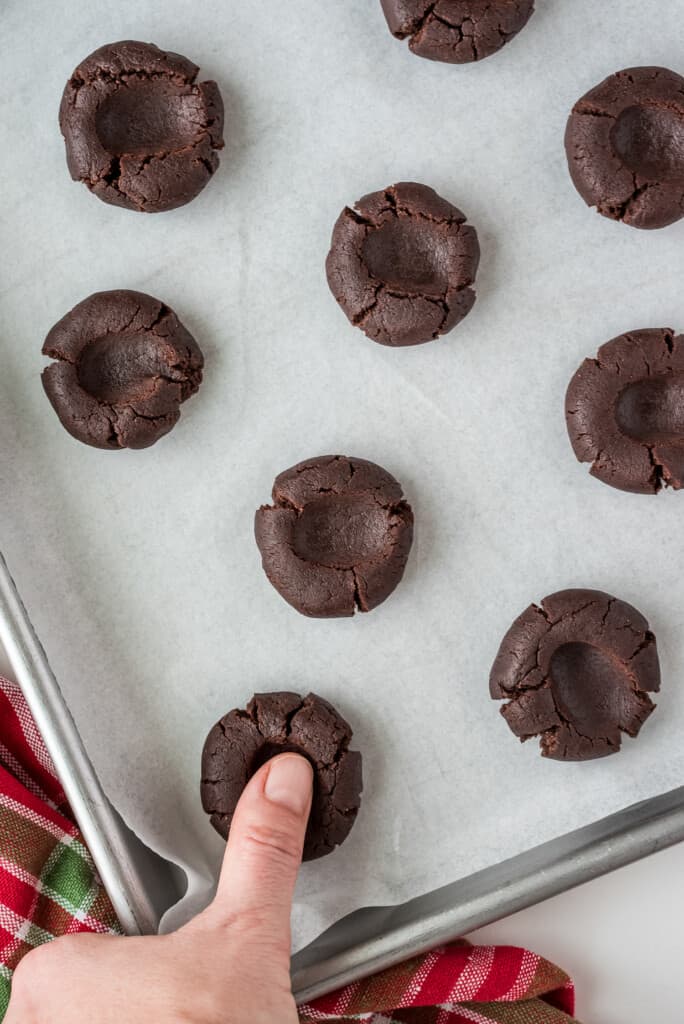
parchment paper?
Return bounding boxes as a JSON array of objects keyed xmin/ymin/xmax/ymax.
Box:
[{"xmin": 1, "ymin": 0, "xmax": 684, "ymax": 952}]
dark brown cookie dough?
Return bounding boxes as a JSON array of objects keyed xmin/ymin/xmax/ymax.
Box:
[
  {"xmin": 201, "ymin": 691, "xmax": 363, "ymax": 861},
  {"xmin": 42, "ymin": 290, "xmax": 203, "ymax": 450},
  {"xmin": 380, "ymin": 1, "xmax": 535, "ymax": 64},
  {"xmin": 255, "ymin": 456, "xmax": 414, "ymax": 617},
  {"xmin": 59, "ymin": 40, "xmax": 224, "ymax": 213},
  {"xmin": 326, "ymin": 182, "xmax": 479, "ymax": 347},
  {"xmin": 566, "ymin": 328, "xmax": 684, "ymax": 494},
  {"xmin": 565, "ymin": 67, "xmax": 684, "ymax": 230},
  {"xmin": 490, "ymin": 589, "xmax": 660, "ymax": 761}
]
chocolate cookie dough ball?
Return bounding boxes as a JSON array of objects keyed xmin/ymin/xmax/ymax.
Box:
[
  {"xmin": 491, "ymin": 589, "xmax": 660, "ymax": 761},
  {"xmin": 60, "ymin": 40, "xmax": 224, "ymax": 212},
  {"xmin": 326, "ymin": 183, "xmax": 479, "ymax": 347},
  {"xmin": 566, "ymin": 328, "xmax": 684, "ymax": 494},
  {"xmin": 565, "ymin": 67, "xmax": 684, "ymax": 229},
  {"xmin": 201, "ymin": 692, "xmax": 363, "ymax": 860},
  {"xmin": 42, "ymin": 290, "xmax": 203, "ymax": 449},
  {"xmin": 380, "ymin": 0, "xmax": 535, "ymax": 64},
  {"xmin": 255, "ymin": 455, "xmax": 414, "ymax": 617}
]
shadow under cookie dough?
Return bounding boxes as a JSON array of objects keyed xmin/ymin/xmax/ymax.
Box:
[
  {"xmin": 490, "ymin": 589, "xmax": 660, "ymax": 761},
  {"xmin": 255, "ymin": 455, "xmax": 414, "ymax": 617},
  {"xmin": 565, "ymin": 66, "xmax": 684, "ymax": 230},
  {"xmin": 326, "ymin": 182, "xmax": 480, "ymax": 347},
  {"xmin": 380, "ymin": 0, "xmax": 535, "ymax": 64},
  {"xmin": 42, "ymin": 289, "xmax": 203, "ymax": 449},
  {"xmin": 59, "ymin": 40, "xmax": 224, "ymax": 213},
  {"xmin": 566, "ymin": 328, "xmax": 684, "ymax": 494},
  {"xmin": 201, "ymin": 691, "xmax": 363, "ymax": 861}
]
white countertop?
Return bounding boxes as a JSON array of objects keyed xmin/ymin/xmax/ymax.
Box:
[{"xmin": 470, "ymin": 841, "xmax": 683, "ymax": 1023}]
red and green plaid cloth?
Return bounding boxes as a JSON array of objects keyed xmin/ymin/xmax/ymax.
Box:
[
  {"xmin": 298, "ymin": 944, "xmax": 576, "ymax": 1023},
  {"xmin": 0, "ymin": 676, "xmax": 579, "ymax": 1022}
]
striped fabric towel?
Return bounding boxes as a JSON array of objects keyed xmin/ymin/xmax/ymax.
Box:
[
  {"xmin": 298, "ymin": 942, "xmax": 577, "ymax": 1022},
  {"xmin": 0, "ymin": 677, "xmax": 121, "ymax": 1016},
  {"xmin": 0, "ymin": 676, "xmax": 578, "ymax": 1022}
]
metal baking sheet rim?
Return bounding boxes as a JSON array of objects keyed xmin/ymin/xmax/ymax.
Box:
[{"xmin": 1, "ymin": 550, "xmax": 683, "ymax": 1004}]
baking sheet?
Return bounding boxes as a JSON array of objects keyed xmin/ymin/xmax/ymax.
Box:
[{"xmin": 2, "ymin": 0, "xmax": 684, "ymax": 952}]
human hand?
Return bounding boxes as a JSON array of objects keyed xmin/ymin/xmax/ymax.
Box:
[{"xmin": 6, "ymin": 752, "xmax": 313, "ymax": 1024}]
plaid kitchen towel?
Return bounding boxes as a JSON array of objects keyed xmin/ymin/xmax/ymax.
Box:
[
  {"xmin": 297, "ymin": 942, "xmax": 577, "ymax": 1023},
  {"xmin": 0, "ymin": 676, "xmax": 578, "ymax": 1022},
  {"xmin": 0, "ymin": 677, "xmax": 121, "ymax": 1017}
]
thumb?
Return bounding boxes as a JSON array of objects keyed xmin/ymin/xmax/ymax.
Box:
[{"xmin": 209, "ymin": 753, "xmax": 313, "ymax": 951}]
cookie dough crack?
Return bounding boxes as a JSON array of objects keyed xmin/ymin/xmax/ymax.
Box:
[
  {"xmin": 119, "ymin": 405, "xmax": 175, "ymax": 425},
  {"xmin": 195, "ymin": 154, "xmax": 215, "ymax": 177},
  {"xmin": 574, "ymin": 104, "xmax": 616, "ymax": 120},
  {"xmin": 533, "ymin": 602, "xmax": 553, "ymax": 625},
  {"xmin": 505, "ymin": 613, "xmax": 551, "ymax": 692},
  {"xmin": 546, "ymin": 687, "xmax": 607, "ymax": 747},
  {"xmin": 394, "ymin": 2, "xmax": 437, "ymax": 39},
  {"xmin": 627, "ymin": 632, "xmax": 656, "ymax": 664},
  {"xmin": 353, "ymin": 282, "xmax": 384, "ymax": 327},
  {"xmin": 396, "ymin": 206, "xmax": 466, "ymax": 227},
  {"xmin": 147, "ymin": 302, "xmax": 171, "ymax": 333},
  {"xmin": 100, "ymin": 156, "xmax": 124, "ymax": 195},
  {"xmin": 562, "ymin": 598, "xmax": 600, "ymax": 624},
  {"xmin": 72, "ymin": 67, "xmax": 197, "ymax": 94},
  {"xmin": 425, "ymin": 294, "xmax": 452, "ymax": 337},
  {"xmin": 611, "ymin": 180, "xmax": 654, "ymax": 222},
  {"xmin": 646, "ymin": 445, "xmax": 666, "ymax": 492},
  {"xmin": 352, "ymin": 569, "xmax": 366, "ymax": 612},
  {"xmin": 507, "ymin": 599, "xmax": 610, "ymax": 694},
  {"xmin": 281, "ymin": 699, "xmax": 307, "ymax": 743},
  {"xmin": 117, "ymin": 303, "xmax": 145, "ymax": 337},
  {"xmin": 600, "ymin": 597, "xmax": 616, "ymax": 631},
  {"xmin": 107, "ymin": 410, "xmax": 123, "ymax": 448}
]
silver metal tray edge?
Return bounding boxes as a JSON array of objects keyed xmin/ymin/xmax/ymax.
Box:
[
  {"xmin": 1, "ymin": 551, "xmax": 682, "ymax": 1003},
  {"xmin": 291, "ymin": 784, "xmax": 684, "ymax": 1001},
  {"xmin": 0, "ymin": 552, "xmax": 184, "ymax": 937}
]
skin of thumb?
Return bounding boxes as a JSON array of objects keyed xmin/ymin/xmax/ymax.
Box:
[{"xmin": 203, "ymin": 753, "xmax": 313, "ymax": 948}]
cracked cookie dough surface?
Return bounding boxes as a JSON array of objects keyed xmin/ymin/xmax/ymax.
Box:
[
  {"xmin": 59, "ymin": 40, "xmax": 224, "ymax": 213},
  {"xmin": 326, "ymin": 182, "xmax": 479, "ymax": 347},
  {"xmin": 201, "ymin": 691, "xmax": 363, "ymax": 861},
  {"xmin": 42, "ymin": 289, "xmax": 203, "ymax": 449},
  {"xmin": 565, "ymin": 67, "xmax": 684, "ymax": 230},
  {"xmin": 380, "ymin": 0, "xmax": 535, "ymax": 64},
  {"xmin": 490, "ymin": 589, "xmax": 660, "ymax": 761},
  {"xmin": 566, "ymin": 328, "xmax": 684, "ymax": 494},
  {"xmin": 254, "ymin": 455, "xmax": 414, "ymax": 617}
]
